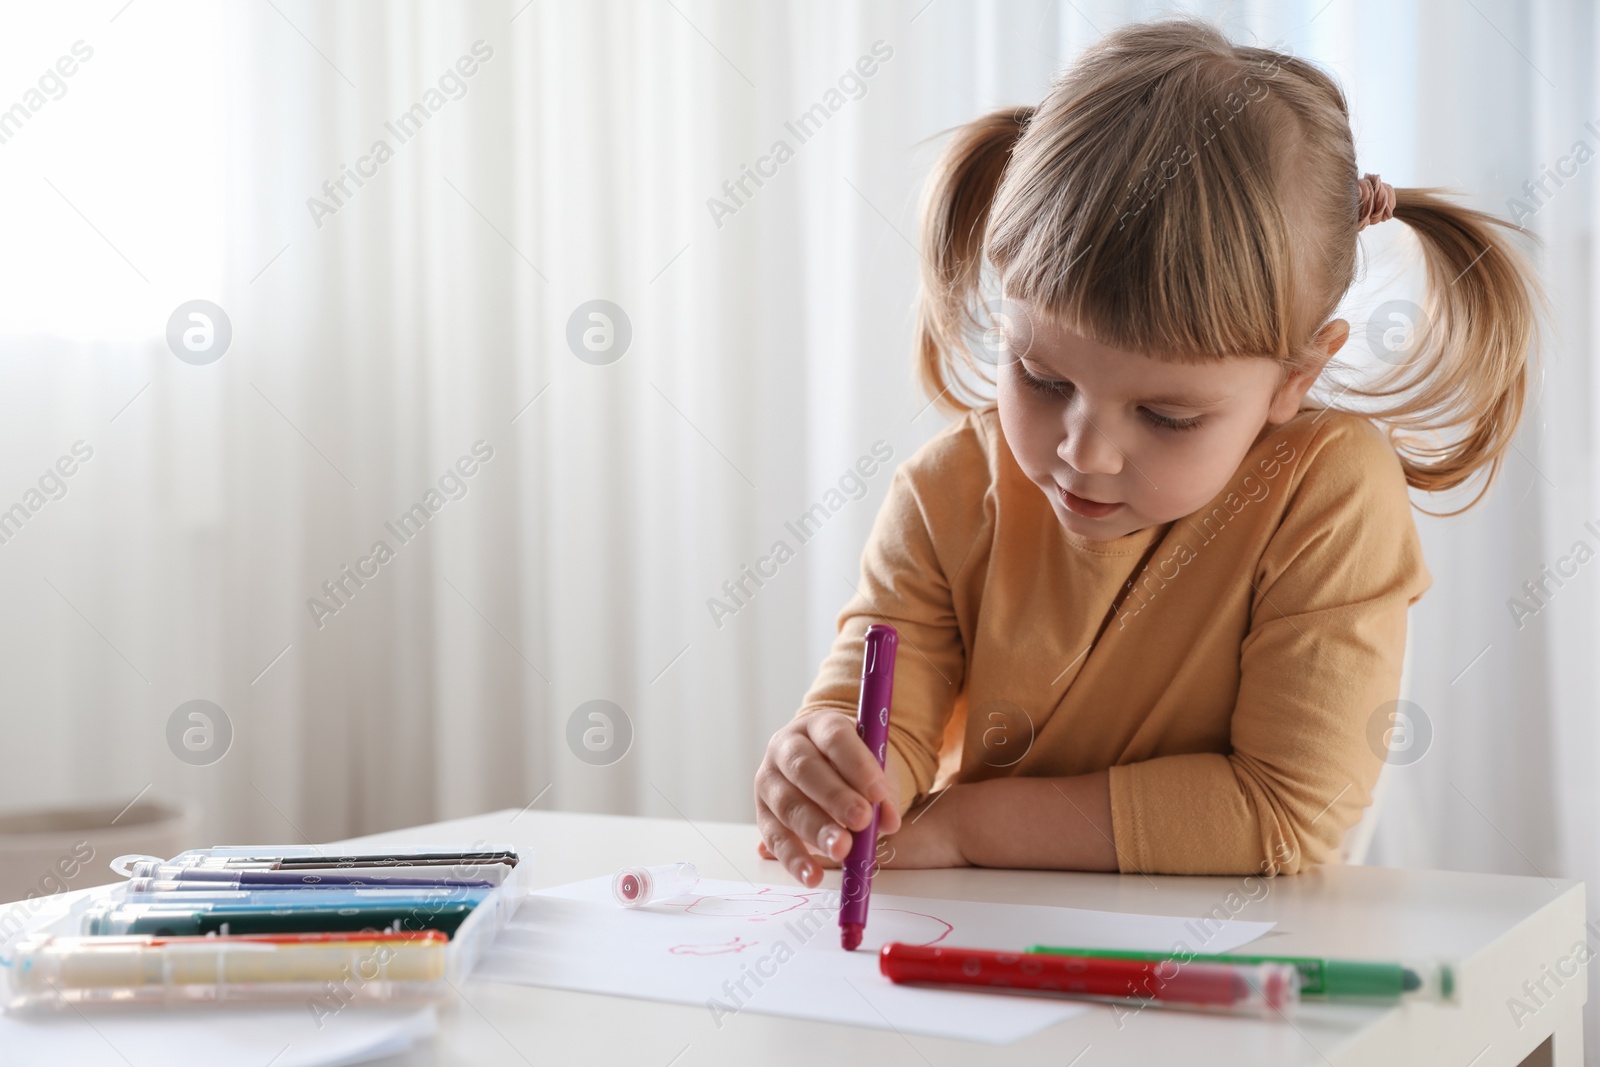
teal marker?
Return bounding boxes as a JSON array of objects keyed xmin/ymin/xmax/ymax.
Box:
[{"xmin": 1025, "ymin": 946, "xmax": 1456, "ymax": 1002}]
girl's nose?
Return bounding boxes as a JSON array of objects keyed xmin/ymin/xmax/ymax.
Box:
[{"xmin": 1058, "ymin": 411, "xmax": 1124, "ymax": 476}]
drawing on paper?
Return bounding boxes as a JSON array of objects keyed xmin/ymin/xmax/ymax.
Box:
[
  {"xmin": 667, "ymin": 936, "xmax": 759, "ymax": 956},
  {"xmin": 854, "ymin": 907, "xmax": 953, "ymax": 946}
]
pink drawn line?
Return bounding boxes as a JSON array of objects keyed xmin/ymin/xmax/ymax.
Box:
[
  {"xmin": 668, "ymin": 936, "xmax": 758, "ymax": 956},
  {"xmin": 875, "ymin": 908, "xmax": 954, "ymax": 946}
]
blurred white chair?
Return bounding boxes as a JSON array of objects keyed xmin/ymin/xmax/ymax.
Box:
[{"xmin": 1338, "ymin": 611, "xmax": 1414, "ymax": 865}]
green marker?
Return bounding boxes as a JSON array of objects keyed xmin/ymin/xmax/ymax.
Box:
[{"xmin": 1025, "ymin": 946, "xmax": 1456, "ymax": 1003}]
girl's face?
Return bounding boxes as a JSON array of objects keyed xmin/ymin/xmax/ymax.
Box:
[{"xmin": 995, "ymin": 301, "xmax": 1343, "ymax": 543}]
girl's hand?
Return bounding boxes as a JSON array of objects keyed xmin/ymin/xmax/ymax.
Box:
[
  {"xmin": 754, "ymin": 711, "xmax": 904, "ymax": 887},
  {"xmin": 760, "ymin": 787, "xmax": 969, "ymax": 872}
]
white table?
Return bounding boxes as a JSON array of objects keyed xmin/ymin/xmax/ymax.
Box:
[{"xmin": 322, "ymin": 808, "xmax": 1585, "ymax": 1066}]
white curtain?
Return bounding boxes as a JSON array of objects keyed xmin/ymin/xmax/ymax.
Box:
[{"xmin": 2, "ymin": 0, "xmax": 1595, "ymax": 1019}]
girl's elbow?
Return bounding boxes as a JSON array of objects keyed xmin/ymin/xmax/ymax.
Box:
[{"xmin": 1263, "ymin": 806, "xmax": 1362, "ymax": 875}]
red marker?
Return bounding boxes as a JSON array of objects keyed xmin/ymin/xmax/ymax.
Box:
[{"xmin": 878, "ymin": 943, "xmax": 1300, "ymax": 1018}]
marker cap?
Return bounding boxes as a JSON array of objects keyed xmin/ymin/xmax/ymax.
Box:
[{"xmin": 612, "ymin": 862, "xmax": 700, "ymax": 908}]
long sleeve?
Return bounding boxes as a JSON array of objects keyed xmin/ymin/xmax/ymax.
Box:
[
  {"xmin": 787, "ymin": 403, "xmax": 1429, "ymax": 876},
  {"xmin": 1106, "ymin": 416, "xmax": 1432, "ymax": 875},
  {"xmin": 794, "ymin": 424, "xmax": 988, "ymax": 817}
]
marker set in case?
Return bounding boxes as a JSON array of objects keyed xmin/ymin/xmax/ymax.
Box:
[{"xmin": 0, "ymin": 843, "xmax": 531, "ymax": 1011}]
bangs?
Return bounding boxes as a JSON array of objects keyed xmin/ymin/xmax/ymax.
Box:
[{"xmin": 988, "ymin": 46, "xmax": 1325, "ymax": 365}]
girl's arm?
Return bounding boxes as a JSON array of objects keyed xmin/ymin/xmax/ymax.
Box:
[
  {"xmin": 926, "ymin": 772, "xmax": 1121, "ymax": 870},
  {"xmin": 955, "ymin": 772, "xmax": 1119, "ymax": 870},
  {"xmin": 757, "ymin": 424, "xmax": 992, "ymax": 886},
  {"xmin": 811, "ymin": 770, "xmax": 1118, "ymax": 873}
]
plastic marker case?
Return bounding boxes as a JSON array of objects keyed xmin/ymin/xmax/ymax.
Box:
[{"xmin": 0, "ymin": 843, "xmax": 531, "ymax": 1011}]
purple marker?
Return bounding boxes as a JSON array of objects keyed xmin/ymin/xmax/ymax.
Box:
[{"xmin": 839, "ymin": 623, "xmax": 898, "ymax": 952}]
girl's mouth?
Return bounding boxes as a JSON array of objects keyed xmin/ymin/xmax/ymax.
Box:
[{"xmin": 1057, "ymin": 484, "xmax": 1123, "ymax": 519}]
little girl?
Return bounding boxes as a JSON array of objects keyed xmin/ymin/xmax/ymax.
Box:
[{"xmin": 754, "ymin": 18, "xmax": 1541, "ymax": 882}]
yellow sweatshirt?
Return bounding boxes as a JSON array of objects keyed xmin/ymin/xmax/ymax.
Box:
[{"xmin": 796, "ymin": 405, "xmax": 1431, "ymax": 875}]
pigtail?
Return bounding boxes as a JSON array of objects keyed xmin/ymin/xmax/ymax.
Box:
[
  {"xmin": 1350, "ymin": 189, "xmax": 1547, "ymax": 514},
  {"xmin": 914, "ymin": 106, "xmax": 1034, "ymax": 416}
]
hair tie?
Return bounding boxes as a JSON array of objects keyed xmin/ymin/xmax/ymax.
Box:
[{"xmin": 1357, "ymin": 172, "xmax": 1397, "ymax": 229}]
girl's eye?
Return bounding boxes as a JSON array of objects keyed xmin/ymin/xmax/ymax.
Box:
[
  {"xmin": 1018, "ymin": 365, "xmax": 1072, "ymax": 398},
  {"xmin": 1017, "ymin": 364, "xmax": 1204, "ymax": 431},
  {"xmin": 1140, "ymin": 408, "xmax": 1204, "ymax": 432}
]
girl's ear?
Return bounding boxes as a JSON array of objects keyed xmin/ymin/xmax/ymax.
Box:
[{"xmin": 1267, "ymin": 319, "xmax": 1349, "ymax": 424}]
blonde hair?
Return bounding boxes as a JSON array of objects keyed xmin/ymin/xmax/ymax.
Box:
[{"xmin": 916, "ymin": 18, "xmax": 1545, "ymax": 513}]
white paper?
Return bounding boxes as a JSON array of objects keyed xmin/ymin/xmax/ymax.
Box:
[
  {"xmin": 474, "ymin": 877, "xmax": 1274, "ymax": 1044},
  {"xmin": 0, "ymin": 1004, "xmax": 436, "ymax": 1067}
]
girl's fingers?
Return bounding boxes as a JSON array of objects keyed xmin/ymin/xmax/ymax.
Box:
[
  {"xmin": 812, "ymin": 849, "xmax": 843, "ymax": 870},
  {"xmin": 757, "ymin": 827, "xmax": 830, "ymax": 867},
  {"xmin": 753, "ymin": 711, "xmax": 901, "ymax": 883},
  {"xmin": 755, "ymin": 799, "xmax": 826, "ymax": 887},
  {"xmin": 877, "ymin": 759, "xmax": 904, "ymax": 834},
  {"xmin": 756, "ymin": 769, "xmax": 855, "ymax": 865},
  {"xmin": 776, "ymin": 731, "xmax": 876, "ymax": 838},
  {"xmin": 755, "ymin": 838, "xmax": 815, "ymax": 862},
  {"xmin": 805, "ymin": 712, "xmax": 893, "ymax": 827}
]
